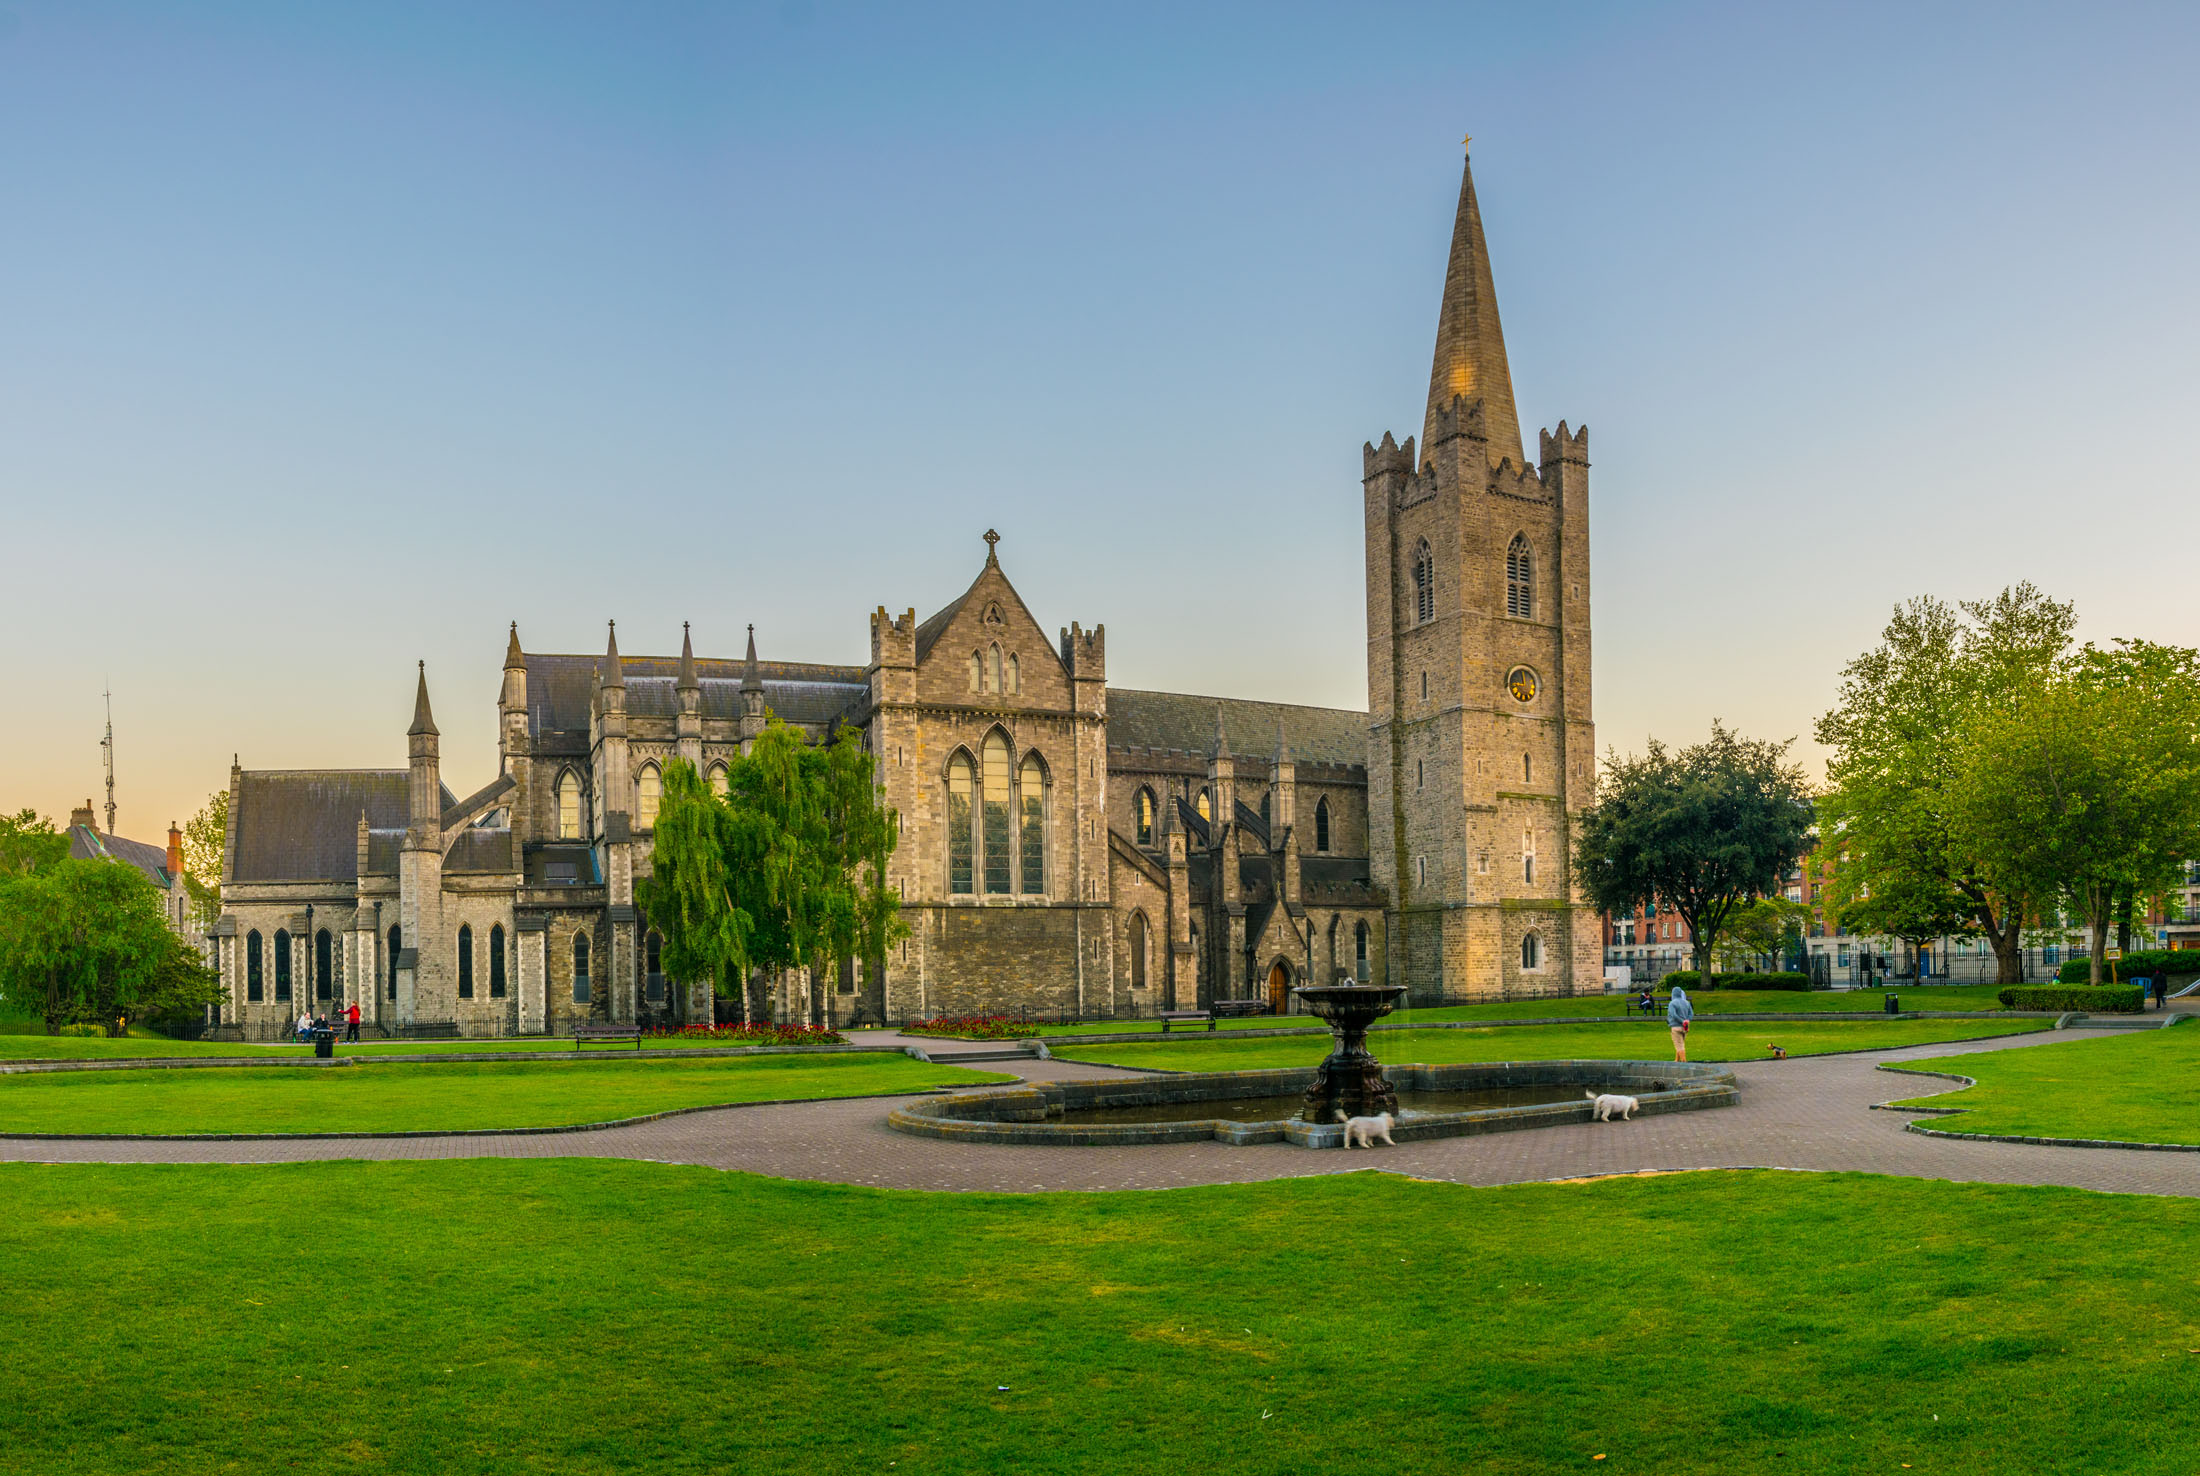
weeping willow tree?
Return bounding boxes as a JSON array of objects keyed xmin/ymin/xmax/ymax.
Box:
[{"xmin": 639, "ymin": 720, "xmax": 905, "ymax": 1025}]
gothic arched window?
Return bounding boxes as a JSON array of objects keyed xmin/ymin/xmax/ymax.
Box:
[
  {"xmin": 646, "ymin": 930, "xmax": 664, "ymax": 1002},
  {"xmin": 315, "ymin": 928, "xmax": 333, "ymax": 1001},
  {"xmin": 707, "ymin": 763, "xmax": 728, "ymax": 799},
  {"xmin": 1314, "ymin": 796, "xmax": 1330, "ymax": 853},
  {"xmin": 1018, "ymin": 752, "xmax": 1046, "ymax": 895},
  {"xmin": 969, "ymin": 651, "xmax": 983, "ymax": 692},
  {"xmin": 1135, "ymin": 788, "xmax": 1155, "ymax": 847},
  {"xmin": 1196, "ymin": 789, "xmax": 1212, "ymax": 824},
  {"xmin": 1521, "ymin": 932, "xmax": 1542, "ymax": 971},
  {"xmin": 988, "ymin": 644, "xmax": 1003, "ymax": 696},
  {"xmin": 1523, "ymin": 829, "xmax": 1537, "ymax": 885},
  {"xmin": 1354, "ymin": 921, "xmax": 1370, "ymax": 981},
  {"xmin": 489, "ymin": 924, "xmax": 507, "ymax": 998},
  {"xmin": 636, "ymin": 764, "xmax": 661, "ymax": 830},
  {"xmin": 573, "ymin": 932, "xmax": 591, "ymax": 1005},
  {"xmin": 556, "ymin": 771, "xmax": 581, "ymax": 840},
  {"xmin": 1007, "ymin": 653, "xmax": 1020, "ymax": 695},
  {"xmin": 1129, "ymin": 911, "xmax": 1148, "ymax": 990},
  {"xmin": 387, "ymin": 925, "xmax": 400, "ymax": 1000},
  {"xmin": 946, "ymin": 751, "xmax": 975, "ymax": 895},
  {"xmin": 1413, "ymin": 539, "xmax": 1435, "ymax": 625},
  {"xmin": 273, "ymin": 928, "xmax": 292, "ymax": 1003},
  {"xmin": 457, "ymin": 924, "xmax": 474, "ymax": 999},
  {"xmin": 246, "ymin": 930, "xmax": 264, "ymax": 1002},
  {"xmin": 982, "ymin": 732, "xmax": 1012, "ymax": 895},
  {"xmin": 1506, "ymin": 535, "xmax": 1534, "ymax": 619}
]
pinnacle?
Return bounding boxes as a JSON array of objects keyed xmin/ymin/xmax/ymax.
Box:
[
  {"xmin": 742, "ymin": 624, "xmax": 763, "ymax": 693},
  {"xmin": 1211, "ymin": 704, "xmax": 1230, "ymax": 759},
  {"xmin": 1425, "ymin": 145, "xmax": 1524, "ymax": 467},
  {"xmin": 678, "ymin": 621, "xmax": 699, "ymax": 689},
  {"xmin": 601, "ymin": 621, "xmax": 624, "ymax": 688},
  {"xmin": 504, "ymin": 622, "xmax": 523, "ymax": 668},
  {"xmin": 408, "ymin": 660, "xmax": 439, "ymax": 738}
]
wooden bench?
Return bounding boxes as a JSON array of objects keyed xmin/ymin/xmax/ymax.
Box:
[
  {"xmin": 1624, "ymin": 995, "xmax": 1662, "ymax": 1018},
  {"xmin": 572, "ymin": 1022, "xmax": 642, "ymax": 1050},
  {"xmin": 1212, "ymin": 999, "xmax": 1276, "ymax": 1020},
  {"xmin": 1158, "ymin": 1010, "xmax": 1214, "ymax": 1033}
]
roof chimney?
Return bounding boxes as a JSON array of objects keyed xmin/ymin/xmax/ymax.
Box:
[
  {"xmin": 167, "ymin": 823, "xmax": 183, "ymax": 879},
  {"xmin": 70, "ymin": 801, "xmax": 95, "ymax": 832}
]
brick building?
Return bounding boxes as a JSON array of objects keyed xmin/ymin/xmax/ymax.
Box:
[{"xmin": 211, "ymin": 145, "xmax": 1604, "ymax": 1037}]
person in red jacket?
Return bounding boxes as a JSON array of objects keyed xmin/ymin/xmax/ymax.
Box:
[{"xmin": 344, "ymin": 1000, "xmax": 361, "ymax": 1044}]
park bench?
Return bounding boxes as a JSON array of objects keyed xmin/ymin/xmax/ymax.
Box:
[
  {"xmin": 572, "ymin": 1021, "xmax": 643, "ymax": 1050},
  {"xmin": 1624, "ymin": 995, "xmax": 1662, "ymax": 1018},
  {"xmin": 1212, "ymin": 1000, "xmax": 1276, "ymax": 1020},
  {"xmin": 1158, "ymin": 1010, "xmax": 1214, "ymax": 1033}
]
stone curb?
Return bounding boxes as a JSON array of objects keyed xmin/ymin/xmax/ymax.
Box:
[
  {"xmin": 1036, "ymin": 1011, "xmax": 2063, "ymax": 1048},
  {"xmin": 0, "ymin": 1082, "xmax": 999, "ymax": 1144},
  {"xmin": 1870, "ymin": 1061, "xmax": 2200, "ymax": 1154},
  {"xmin": 0, "ymin": 1043, "xmax": 903, "ymax": 1077}
]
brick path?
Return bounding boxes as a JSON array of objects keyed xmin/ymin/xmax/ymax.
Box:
[{"xmin": 4, "ymin": 1032, "xmax": 2195, "ymax": 1198}]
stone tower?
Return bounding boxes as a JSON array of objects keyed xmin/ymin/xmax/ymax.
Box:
[
  {"xmin": 398, "ymin": 661, "xmax": 445, "ymax": 1021},
  {"xmin": 1364, "ymin": 144, "xmax": 1599, "ymax": 1003}
]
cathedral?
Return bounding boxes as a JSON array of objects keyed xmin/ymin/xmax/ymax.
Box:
[{"xmin": 209, "ymin": 148, "xmax": 1600, "ymax": 1038}]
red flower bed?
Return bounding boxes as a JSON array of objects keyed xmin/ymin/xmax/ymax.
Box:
[
  {"xmin": 644, "ymin": 1023, "xmax": 846, "ymax": 1046},
  {"xmin": 901, "ymin": 1015, "xmax": 1039, "ymax": 1041}
]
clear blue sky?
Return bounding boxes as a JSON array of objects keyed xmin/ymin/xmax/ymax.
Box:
[{"xmin": 5, "ymin": 1, "xmax": 2196, "ymax": 839}]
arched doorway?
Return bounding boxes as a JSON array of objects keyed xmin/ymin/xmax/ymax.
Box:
[{"xmin": 1266, "ymin": 959, "xmax": 1292, "ymax": 1014}]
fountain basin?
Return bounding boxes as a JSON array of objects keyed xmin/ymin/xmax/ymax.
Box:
[{"xmin": 888, "ymin": 1059, "xmax": 1738, "ymax": 1149}]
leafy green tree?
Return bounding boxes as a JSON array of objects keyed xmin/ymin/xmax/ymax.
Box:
[
  {"xmin": 1953, "ymin": 640, "xmax": 2200, "ymax": 983},
  {"xmin": 1573, "ymin": 722, "xmax": 1815, "ymax": 987},
  {"xmin": 1817, "ymin": 585, "xmax": 2074, "ymax": 985},
  {"xmin": 0, "ymin": 859, "xmax": 178, "ymax": 1033},
  {"xmin": 0, "ymin": 809, "xmax": 69, "ymax": 878},
  {"xmin": 639, "ymin": 720, "xmax": 906, "ymax": 1027},
  {"xmin": 1710, "ymin": 896, "xmax": 1811, "ymax": 972},
  {"xmin": 180, "ymin": 790, "xmax": 229, "ymax": 929}
]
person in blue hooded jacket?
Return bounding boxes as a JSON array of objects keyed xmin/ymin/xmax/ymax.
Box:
[{"xmin": 1666, "ymin": 985, "xmax": 1694, "ymax": 1062}]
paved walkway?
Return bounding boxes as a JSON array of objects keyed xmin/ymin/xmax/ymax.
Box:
[{"xmin": 4, "ymin": 1031, "xmax": 2195, "ymax": 1198}]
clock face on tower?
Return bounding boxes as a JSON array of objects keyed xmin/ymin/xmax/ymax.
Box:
[{"xmin": 1506, "ymin": 666, "xmax": 1539, "ymax": 704}]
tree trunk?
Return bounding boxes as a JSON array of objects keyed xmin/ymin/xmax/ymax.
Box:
[
  {"xmin": 2116, "ymin": 887, "xmax": 2134, "ymax": 956},
  {"xmin": 2088, "ymin": 887, "xmax": 2112, "ymax": 985},
  {"xmin": 1692, "ymin": 938, "xmax": 1714, "ymax": 987},
  {"xmin": 1988, "ymin": 917, "xmax": 2025, "ymax": 986}
]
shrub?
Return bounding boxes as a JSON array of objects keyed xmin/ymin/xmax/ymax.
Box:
[
  {"xmin": 645, "ymin": 1023, "xmax": 845, "ymax": 1046},
  {"xmin": 2055, "ymin": 949, "xmax": 2200, "ymax": 984},
  {"xmin": 902, "ymin": 1015, "xmax": 1039, "ymax": 1041},
  {"xmin": 1657, "ymin": 971, "xmax": 1812, "ymax": 992},
  {"xmin": 54, "ymin": 1022, "xmax": 106, "ymax": 1038},
  {"xmin": 1996, "ymin": 985, "xmax": 2144, "ymax": 1013}
]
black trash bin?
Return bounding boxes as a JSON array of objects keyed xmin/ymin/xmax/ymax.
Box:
[
  {"xmin": 1884, "ymin": 993, "xmax": 1900, "ymax": 1015},
  {"xmin": 313, "ymin": 1026, "xmax": 335, "ymax": 1059}
]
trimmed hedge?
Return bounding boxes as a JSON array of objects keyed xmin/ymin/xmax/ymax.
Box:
[
  {"xmin": 2055, "ymin": 949, "xmax": 2200, "ymax": 984},
  {"xmin": 1996, "ymin": 985, "xmax": 2144, "ymax": 1013},
  {"xmin": 1657, "ymin": 971, "xmax": 1813, "ymax": 992}
]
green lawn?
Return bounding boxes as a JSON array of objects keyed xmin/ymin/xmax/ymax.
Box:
[
  {"xmin": 5, "ymin": 1162, "xmax": 2198, "ymax": 1474},
  {"xmin": 0, "ymin": 1032, "xmax": 862, "ymax": 1062},
  {"xmin": 1891, "ymin": 1021, "xmax": 2200, "ymax": 1146},
  {"xmin": 0, "ymin": 1053, "xmax": 1011, "ymax": 1136},
  {"xmin": 1050, "ymin": 1018, "xmax": 2047, "ymax": 1073}
]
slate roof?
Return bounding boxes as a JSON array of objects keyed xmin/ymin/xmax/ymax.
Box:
[
  {"xmin": 66, "ymin": 826, "xmax": 173, "ymax": 888},
  {"xmin": 1105, "ymin": 690, "xmax": 1369, "ymax": 768},
  {"xmin": 444, "ymin": 828, "xmax": 515, "ymax": 874},
  {"xmin": 523, "ymin": 653, "xmax": 866, "ymax": 736},
  {"xmin": 231, "ymin": 771, "xmax": 449, "ymax": 883}
]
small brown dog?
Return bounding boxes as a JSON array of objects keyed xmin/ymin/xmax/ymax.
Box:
[{"xmin": 1767, "ymin": 1043, "xmax": 1787, "ymax": 1060}]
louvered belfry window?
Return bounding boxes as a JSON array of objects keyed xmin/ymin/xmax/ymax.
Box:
[
  {"xmin": 1413, "ymin": 540, "xmax": 1434, "ymax": 624},
  {"xmin": 1506, "ymin": 535, "xmax": 1534, "ymax": 618}
]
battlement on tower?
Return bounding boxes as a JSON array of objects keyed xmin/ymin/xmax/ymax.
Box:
[
  {"xmin": 1059, "ymin": 621, "xmax": 1105, "ymax": 680},
  {"xmin": 869, "ymin": 606, "xmax": 917, "ymax": 668},
  {"xmin": 1362, "ymin": 431, "xmax": 1417, "ymax": 480},
  {"xmin": 1538, "ymin": 420, "xmax": 1589, "ymax": 467},
  {"xmin": 1425, "ymin": 393, "xmax": 1488, "ymax": 450}
]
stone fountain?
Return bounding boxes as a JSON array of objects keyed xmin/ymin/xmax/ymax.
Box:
[{"xmin": 1292, "ymin": 981, "xmax": 1407, "ymax": 1123}]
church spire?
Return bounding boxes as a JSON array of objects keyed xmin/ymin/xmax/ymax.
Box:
[
  {"xmin": 601, "ymin": 620, "xmax": 624, "ymax": 689},
  {"xmin": 677, "ymin": 621, "xmax": 699, "ymax": 690},
  {"xmin": 1424, "ymin": 139, "xmax": 1524, "ymax": 468},
  {"xmin": 742, "ymin": 625, "xmax": 763, "ymax": 694}
]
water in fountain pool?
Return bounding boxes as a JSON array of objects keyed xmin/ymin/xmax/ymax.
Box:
[{"xmin": 1055, "ymin": 1085, "xmax": 1588, "ymax": 1127}]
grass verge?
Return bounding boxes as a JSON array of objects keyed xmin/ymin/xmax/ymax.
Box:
[
  {"xmin": 1891, "ymin": 1021, "xmax": 2200, "ymax": 1145},
  {"xmin": 1049, "ymin": 1018, "xmax": 2046, "ymax": 1073},
  {"xmin": 0, "ymin": 1053, "xmax": 1012, "ymax": 1136},
  {"xmin": 4, "ymin": 1162, "xmax": 2198, "ymax": 1474}
]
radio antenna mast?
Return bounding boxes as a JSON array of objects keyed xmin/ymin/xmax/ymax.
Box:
[{"xmin": 101, "ymin": 686, "xmax": 116, "ymax": 837}]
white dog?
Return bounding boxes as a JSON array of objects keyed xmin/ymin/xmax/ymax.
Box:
[
  {"xmin": 1340, "ymin": 1111, "xmax": 1396, "ymax": 1148},
  {"xmin": 1586, "ymin": 1092, "xmax": 1639, "ymax": 1122}
]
